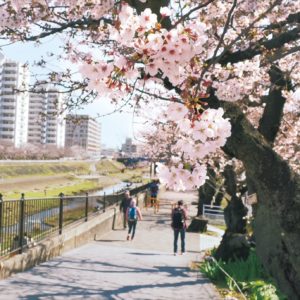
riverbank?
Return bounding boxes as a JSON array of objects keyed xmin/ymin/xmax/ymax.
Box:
[{"xmin": 0, "ymin": 160, "xmax": 148, "ymax": 200}]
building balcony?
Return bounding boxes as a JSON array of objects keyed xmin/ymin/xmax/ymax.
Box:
[
  {"xmin": 0, "ymin": 135, "xmax": 14, "ymax": 139},
  {"xmin": 3, "ymin": 66, "xmax": 18, "ymax": 71},
  {"xmin": 0, "ymin": 116, "xmax": 15, "ymax": 121},
  {"xmin": 0, "ymin": 123, "xmax": 14, "ymax": 128},
  {"xmin": 1, "ymin": 88, "xmax": 14, "ymax": 93},
  {"xmin": 0, "ymin": 108, "xmax": 15, "ymax": 114}
]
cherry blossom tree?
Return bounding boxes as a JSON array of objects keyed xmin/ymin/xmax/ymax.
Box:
[{"xmin": 0, "ymin": 0, "xmax": 300, "ymax": 297}]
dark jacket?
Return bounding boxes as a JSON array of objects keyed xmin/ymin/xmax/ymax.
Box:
[
  {"xmin": 120, "ymin": 197, "xmax": 132, "ymax": 212},
  {"xmin": 171, "ymin": 207, "xmax": 188, "ymax": 229}
]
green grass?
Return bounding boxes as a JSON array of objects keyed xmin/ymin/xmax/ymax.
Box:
[
  {"xmin": 1, "ymin": 179, "xmax": 102, "ymax": 226},
  {"xmin": 45, "ymin": 206, "xmax": 96, "ymax": 227},
  {"xmin": 200, "ymin": 249, "xmax": 287, "ymax": 300},
  {"xmin": 3, "ymin": 176, "xmax": 124, "ymax": 200},
  {"xmin": 2, "ymin": 198, "xmax": 60, "ymax": 226},
  {"xmin": 96, "ymin": 160, "xmax": 125, "ymax": 174},
  {"xmin": 0, "ymin": 162, "xmax": 91, "ymax": 179},
  {"xmin": 109, "ymin": 168, "xmax": 147, "ymax": 181},
  {"xmin": 2, "ymin": 168, "xmax": 145, "ymax": 201}
]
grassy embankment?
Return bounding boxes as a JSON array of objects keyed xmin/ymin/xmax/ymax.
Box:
[
  {"xmin": 0, "ymin": 160, "xmax": 148, "ymax": 200},
  {"xmin": 0, "ymin": 162, "xmax": 90, "ymax": 179},
  {"xmin": 95, "ymin": 160, "xmax": 148, "ymax": 183}
]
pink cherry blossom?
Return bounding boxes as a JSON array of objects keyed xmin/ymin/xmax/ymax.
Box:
[
  {"xmin": 166, "ymin": 103, "xmax": 189, "ymax": 122},
  {"xmin": 160, "ymin": 7, "xmax": 172, "ymax": 17}
]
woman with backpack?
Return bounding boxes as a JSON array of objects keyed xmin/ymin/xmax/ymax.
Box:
[
  {"xmin": 171, "ymin": 200, "xmax": 188, "ymax": 255},
  {"xmin": 126, "ymin": 199, "xmax": 143, "ymax": 241}
]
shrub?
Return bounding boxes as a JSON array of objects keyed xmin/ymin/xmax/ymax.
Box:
[{"xmin": 200, "ymin": 249, "xmax": 287, "ymax": 299}]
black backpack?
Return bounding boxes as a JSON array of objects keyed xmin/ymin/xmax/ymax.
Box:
[{"xmin": 172, "ymin": 208, "xmax": 184, "ymax": 228}]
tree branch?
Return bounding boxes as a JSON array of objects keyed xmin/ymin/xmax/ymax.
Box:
[
  {"xmin": 265, "ymin": 11, "xmax": 300, "ymax": 30},
  {"xmin": 213, "ymin": 26, "xmax": 300, "ymax": 65},
  {"xmin": 11, "ymin": 17, "xmax": 112, "ymax": 42},
  {"xmin": 257, "ymin": 65, "xmax": 292, "ymax": 144},
  {"xmin": 172, "ymin": 0, "xmax": 215, "ymax": 28}
]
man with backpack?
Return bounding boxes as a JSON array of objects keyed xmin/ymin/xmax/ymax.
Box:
[
  {"xmin": 126, "ymin": 199, "xmax": 142, "ymax": 241},
  {"xmin": 171, "ymin": 200, "xmax": 188, "ymax": 255}
]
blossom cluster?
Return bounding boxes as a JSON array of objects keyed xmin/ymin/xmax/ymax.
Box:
[
  {"xmin": 156, "ymin": 163, "xmax": 207, "ymax": 191},
  {"xmin": 150, "ymin": 104, "xmax": 231, "ymax": 190},
  {"xmin": 112, "ymin": 4, "xmax": 208, "ymax": 85},
  {"xmin": 213, "ymin": 57, "xmax": 269, "ymax": 102},
  {"xmin": 0, "ymin": 1, "xmax": 114, "ymax": 33},
  {"xmin": 175, "ymin": 108, "xmax": 232, "ymax": 159}
]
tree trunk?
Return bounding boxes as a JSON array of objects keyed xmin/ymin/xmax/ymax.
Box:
[
  {"xmin": 222, "ymin": 102, "xmax": 300, "ymax": 300},
  {"xmin": 215, "ymin": 165, "xmax": 249, "ymax": 261},
  {"xmin": 197, "ymin": 166, "xmax": 217, "ymax": 216}
]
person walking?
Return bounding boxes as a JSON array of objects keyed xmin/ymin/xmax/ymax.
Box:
[
  {"xmin": 126, "ymin": 199, "xmax": 142, "ymax": 241},
  {"xmin": 120, "ymin": 190, "xmax": 132, "ymax": 229},
  {"xmin": 149, "ymin": 180, "xmax": 159, "ymax": 206},
  {"xmin": 149, "ymin": 179, "xmax": 160, "ymax": 212},
  {"xmin": 171, "ymin": 200, "xmax": 188, "ymax": 255}
]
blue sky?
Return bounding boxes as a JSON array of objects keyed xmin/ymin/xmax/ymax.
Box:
[{"xmin": 0, "ymin": 39, "xmax": 135, "ymax": 149}]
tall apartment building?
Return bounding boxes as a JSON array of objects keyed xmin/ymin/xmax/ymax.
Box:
[
  {"xmin": 65, "ymin": 115, "xmax": 101, "ymax": 157},
  {"xmin": 27, "ymin": 87, "xmax": 66, "ymax": 147},
  {"xmin": 0, "ymin": 53, "xmax": 29, "ymax": 147}
]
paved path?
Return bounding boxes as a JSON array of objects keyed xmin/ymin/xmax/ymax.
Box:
[{"xmin": 0, "ymin": 190, "xmax": 221, "ymax": 300}]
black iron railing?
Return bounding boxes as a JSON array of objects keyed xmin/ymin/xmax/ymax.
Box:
[{"xmin": 0, "ymin": 183, "xmax": 149, "ymax": 259}]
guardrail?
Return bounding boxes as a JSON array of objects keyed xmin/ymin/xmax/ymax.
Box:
[
  {"xmin": 0, "ymin": 183, "xmax": 149, "ymax": 259},
  {"xmin": 203, "ymin": 204, "xmax": 224, "ymax": 223}
]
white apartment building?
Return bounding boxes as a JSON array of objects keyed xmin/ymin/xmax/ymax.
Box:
[
  {"xmin": 0, "ymin": 53, "xmax": 29, "ymax": 147},
  {"xmin": 65, "ymin": 115, "xmax": 101, "ymax": 157},
  {"xmin": 28, "ymin": 87, "xmax": 66, "ymax": 147}
]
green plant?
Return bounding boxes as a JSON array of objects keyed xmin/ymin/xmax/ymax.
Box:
[
  {"xmin": 243, "ymin": 281, "xmax": 281, "ymax": 300},
  {"xmin": 222, "ymin": 250, "xmax": 265, "ymax": 283},
  {"xmin": 200, "ymin": 249, "xmax": 287, "ymax": 300},
  {"xmin": 200, "ymin": 259, "xmax": 222, "ymax": 281}
]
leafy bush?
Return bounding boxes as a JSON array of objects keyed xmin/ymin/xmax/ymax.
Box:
[
  {"xmin": 200, "ymin": 249, "xmax": 287, "ymax": 300},
  {"xmin": 242, "ymin": 281, "xmax": 281, "ymax": 300}
]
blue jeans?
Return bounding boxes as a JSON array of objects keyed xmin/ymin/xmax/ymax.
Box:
[
  {"xmin": 128, "ymin": 220, "xmax": 137, "ymax": 239},
  {"xmin": 173, "ymin": 228, "xmax": 185, "ymax": 253}
]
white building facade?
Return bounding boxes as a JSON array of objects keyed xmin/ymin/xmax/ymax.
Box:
[
  {"xmin": 65, "ymin": 114, "xmax": 101, "ymax": 157},
  {"xmin": 27, "ymin": 87, "xmax": 66, "ymax": 147},
  {"xmin": 0, "ymin": 53, "xmax": 29, "ymax": 147}
]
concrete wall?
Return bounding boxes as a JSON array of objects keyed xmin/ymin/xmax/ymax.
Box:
[{"xmin": 0, "ymin": 206, "xmax": 122, "ymax": 280}]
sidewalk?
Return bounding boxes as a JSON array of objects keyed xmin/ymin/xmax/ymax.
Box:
[{"xmin": 0, "ymin": 190, "xmax": 221, "ymax": 299}]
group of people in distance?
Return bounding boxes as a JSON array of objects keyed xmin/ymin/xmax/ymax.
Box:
[{"xmin": 119, "ymin": 182, "xmax": 188, "ymax": 255}]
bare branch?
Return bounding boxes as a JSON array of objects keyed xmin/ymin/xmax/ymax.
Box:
[
  {"xmin": 195, "ymin": 0, "xmax": 237, "ymax": 92},
  {"xmin": 172, "ymin": 0, "xmax": 215, "ymax": 28}
]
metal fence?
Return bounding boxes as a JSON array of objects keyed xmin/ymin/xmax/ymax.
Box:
[
  {"xmin": 0, "ymin": 183, "xmax": 149, "ymax": 259},
  {"xmin": 203, "ymin": 204, "xmax": 225, "ymax": 224}
]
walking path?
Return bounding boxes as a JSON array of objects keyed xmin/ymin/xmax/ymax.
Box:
[{"xmin": 0, "ymin": 190, "xmax": 221, "ymax": 299}]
